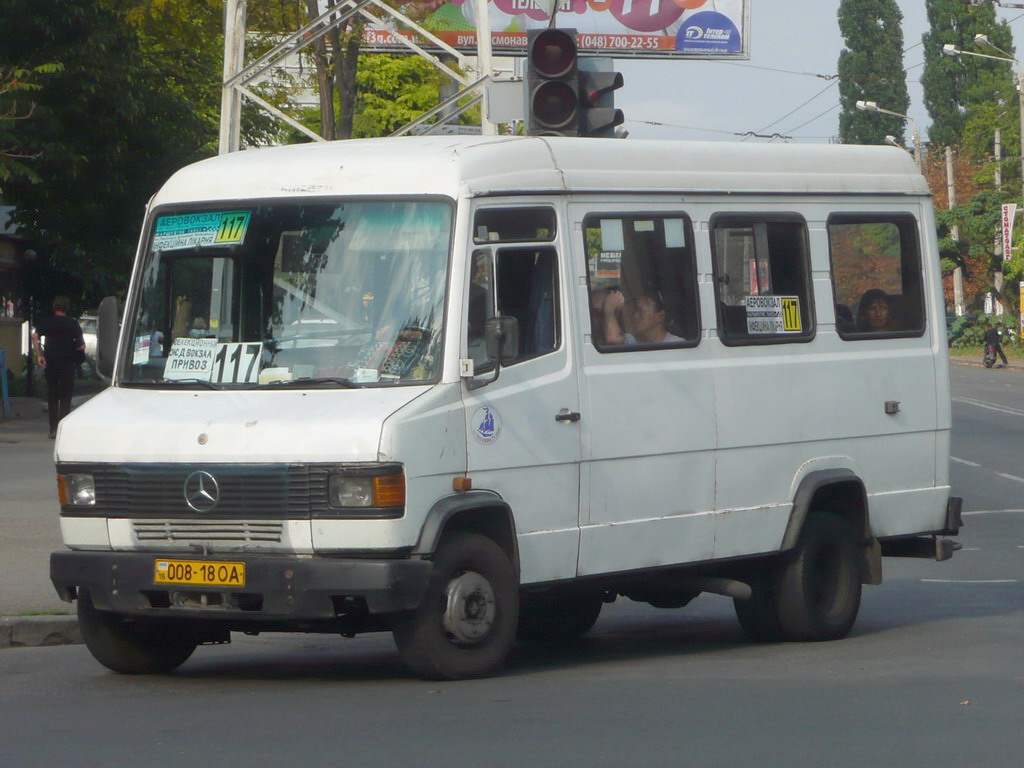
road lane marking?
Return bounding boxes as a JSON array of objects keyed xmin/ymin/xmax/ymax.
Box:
[
  {"xmin": 952, "ymin": 396, "xmax": 1024, "ymax": 418},
  {"xmin": 951, "ymin": 456, "xmax": 980, "ymax": 467},
  {"xmin": 963, "ymin": 509, "xmax": 1024, "ymax": 516},
  {"xmin": 995, "ymin": 472, "xmax": 1024, "ymax": 484}
]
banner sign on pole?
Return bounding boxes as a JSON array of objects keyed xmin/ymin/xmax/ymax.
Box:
[
  {"xmin": 1002, "ymin": 203, "xmax": 1017, "ymax": 261},
  {"xmin": 359, "ymin": 0, "xmax": 751, "ymax": 60}
]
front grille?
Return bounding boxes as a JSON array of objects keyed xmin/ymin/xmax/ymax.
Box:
[
  {"xmin": 66, "ymin": 463, "xmax": 331, "ymax": 519},
  {"xmin": 133, "ymin": 520, "xmax": 284, "ymax": 544}
]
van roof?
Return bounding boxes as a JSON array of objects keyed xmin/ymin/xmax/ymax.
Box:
[{"xmin": 152, "ymin": 136, "xmax": 930, "ymax": 206}]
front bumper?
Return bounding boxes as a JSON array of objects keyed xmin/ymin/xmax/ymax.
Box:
[{"xmin": 51, "ymin": 550, "xmax": 432, "ymax": 622}]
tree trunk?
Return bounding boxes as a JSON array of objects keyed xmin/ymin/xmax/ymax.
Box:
[
  {"xmin": 335, "ymin": 20, "xmax": 363, "ymax": 139},
  {"xmin": 305, "ymin": 0, "xmax": 335, "ymax": 140}
]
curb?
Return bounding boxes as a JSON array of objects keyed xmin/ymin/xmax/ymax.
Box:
[{"xmin": 0, "ymin": 615, "xmax": 81, "ymax": 649}]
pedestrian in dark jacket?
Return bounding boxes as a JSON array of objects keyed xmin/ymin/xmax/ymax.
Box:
[
  {"xmin": 31, "ymin": 296, "xmax": 85, "ymax": 438},
  {"xmin": 984, "ymin": 324, "xmax": 1009, "ymax": 367}
]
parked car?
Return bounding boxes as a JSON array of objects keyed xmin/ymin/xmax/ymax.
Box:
[{"xmin": 79, "ymin": 314, "xmax": 97, "ymax": 361}]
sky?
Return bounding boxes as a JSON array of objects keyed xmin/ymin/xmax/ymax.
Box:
[{"xmin": 615, "ymin": 0, "xmax": 1024, "ymax": 144}]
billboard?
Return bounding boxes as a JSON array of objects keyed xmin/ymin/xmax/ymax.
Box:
[{"xmin": 363, "ymin": 0, "xmax": 750, "ymax": 60}]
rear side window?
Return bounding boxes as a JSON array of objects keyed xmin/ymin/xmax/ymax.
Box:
[
  {"xmin": 583, "ymin": 214, "xmax": 700, "ymax": 350},
  {"xmin": 711, "ymin": 216, "xmax": 814, "ymax": 345},
  {"xmin": 828, "ymin": 215, "xmax": 925, "ymax": 338}
]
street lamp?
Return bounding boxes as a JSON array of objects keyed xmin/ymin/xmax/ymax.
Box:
[
  {"xmin": 942, "ymin": 38, "xmax": 1024, "ymax": 210},
  {"xmin": 855, "ymin": 100, "xmax": 923, "ymax": 172}
]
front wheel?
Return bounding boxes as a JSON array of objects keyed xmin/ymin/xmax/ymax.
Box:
[
  {"xmin": 77, "ymin": 591, "xmax": 197, "ymax": 674},
  {"xmin": 392, "ymin": 532, "xmax": 518, "ymax": 680}
]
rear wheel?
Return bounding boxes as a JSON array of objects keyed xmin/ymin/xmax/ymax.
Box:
[
  {"xmin": 734, "ymin": 513, "xmax": 862, "ymax": 642},
  {"xmin": 77, "ymin": 591, "xmax": 197, "ymax": 674},
  {"xmin": 733, "ymin": 572, "xmax": 785, "ymax": 642},
  {"xmin": 393, "ymin": 532, "xmax": 518, "ymax": 680},
  {"xmin": 775, "ymin": 513, "xmax": 862, "ymax": 641}
]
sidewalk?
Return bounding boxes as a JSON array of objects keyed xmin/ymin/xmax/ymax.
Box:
[
  {"xmin": 948, "ymin": 352, "xmax": 1024, "ymax": 371},
  {"xmin": 1, "ymin": 393, "xmax": 90, "ymax": 648}
]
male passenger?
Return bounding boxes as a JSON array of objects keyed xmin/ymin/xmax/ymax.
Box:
[{"xmin": 601, "ymin": 289, "xmax": 682, "ymax": 345}]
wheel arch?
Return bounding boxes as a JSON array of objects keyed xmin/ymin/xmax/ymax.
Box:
[
  {"xmin": 412, "ymin": 491, "xmax": 520, "ymax": 579},
  {"xmin": 782, "ymin": 468, "xmax": 870, "ymax": 551}
]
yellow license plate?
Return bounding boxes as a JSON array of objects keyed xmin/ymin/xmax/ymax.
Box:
[{"xmin": 154, "ymin": 559, "xmax": 245, "ymax": 587}]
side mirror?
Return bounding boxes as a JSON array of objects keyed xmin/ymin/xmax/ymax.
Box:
[
  {"xmin": 96, "ymin": 296, "xmax": 120, "ymax": 381},
  {"xmin": 465, "ymin": 316, "xmax": 519, "ymax": 390},
  {"xmin": 485, "ymin": 315, "xmax": 519, "ymax": 364}
]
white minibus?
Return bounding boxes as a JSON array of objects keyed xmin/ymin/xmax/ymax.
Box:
[{"xmin": 50, "ymin": 136, "xmax": 962, "ymax": 679}]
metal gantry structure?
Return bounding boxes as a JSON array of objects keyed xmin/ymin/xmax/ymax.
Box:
[{"xmin": 218, "ymin": 0, "xmax": 497, "ymax": 155}]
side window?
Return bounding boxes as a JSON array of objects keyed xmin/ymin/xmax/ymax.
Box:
[
  {"xmin": 496, "ymin": 246, "xmax": 559, "ymax": 363},
  {"xmin": 466, "ymin": 249, "xmax": 495, "ymax": 370},
  {"xmin": 583, "ymin": 214, "xmax": 700, "ymax": 350},
  {"xmin": 711, "ymin": 217, "xmax": 814, "ymax": 345},
  {"xmin": 473, "ymin": 207, "xmax": 556, "ymax": 244},
  {"xmin": 828, "ymin": 215, "xmax": 925, "ymax": 338}
]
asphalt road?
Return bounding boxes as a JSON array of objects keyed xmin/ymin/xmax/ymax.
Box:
[{"xmin": 0, "ymin": 362, "xmax": 1022, "ymax": 766}]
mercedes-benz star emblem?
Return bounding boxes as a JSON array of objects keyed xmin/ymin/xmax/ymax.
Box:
[{"xmin": 184, "ymin": 470, "xmax": 220, "ymax": 513}]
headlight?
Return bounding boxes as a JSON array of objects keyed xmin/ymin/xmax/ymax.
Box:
[
  {"xmin": 328, "ymin": 471, "xmax": 405, "ymax": 510},
  {"xmin": 58, "ymin": 474, "xmax": 95, "ymax": 506}
]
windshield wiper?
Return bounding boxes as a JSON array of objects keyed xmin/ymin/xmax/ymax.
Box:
[
  {"xmin": 258, "ymin": 376, "xmax": 361, "ymax": 389},
  {"xmin": 121, "ymin": 378, "xmax": 226, "ymax": 390},
  {"xmin": 163, "ymin": 378, "xmax": 226, "ymax": 390}
]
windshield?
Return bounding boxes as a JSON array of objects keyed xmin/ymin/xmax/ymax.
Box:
[{"xmin": 122, "ymin": 200, "xmax": 451, "ymax": 388}]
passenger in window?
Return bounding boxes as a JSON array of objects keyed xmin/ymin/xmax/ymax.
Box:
[
  {"xmin": 602, "ymin": 290, "xmax": 682, "ymax": 345},
  {"xmin": 856, "ymin": 289, "xmax": 897, "ymax": 332}
]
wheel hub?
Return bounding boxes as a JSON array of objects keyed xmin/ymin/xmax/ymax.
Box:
[{"xmin": 442, "ymin": 571, "xmax": 496, "ymax": 645}]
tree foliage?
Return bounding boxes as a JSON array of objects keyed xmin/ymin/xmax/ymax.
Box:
[
  {"xmin": 0, "ymin": 0, "xmax": 222, "ymax": 307},
  {"xmin": 921, "ymin": 0, "xmax": 1016, "ymax": 151},
  {"xmin": 836, "ymin": 0, "xmax": 911, "ymax": 145},
  {"xmin": 0, "ymin": 63, "xmax": 64, "ymax": 183}
]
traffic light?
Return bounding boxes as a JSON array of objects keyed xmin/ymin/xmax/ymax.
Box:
[
  {"xmin": 525, "ymin": 28, "xmax": 579, "ymax": 136},
  {"xmin": 578, "ymin": 58, "xmax": 624, "ymax": 138}
]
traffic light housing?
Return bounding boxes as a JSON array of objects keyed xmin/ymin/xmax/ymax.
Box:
[
  {"xmin": 578, "ymin": 58, "xmax": 624, "ymax": 138},
  {"xmin": 525, "ymin": 28, "xmax": 579, "ymax": 136}
]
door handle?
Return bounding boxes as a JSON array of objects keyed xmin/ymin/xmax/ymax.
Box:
[{"xmin": 555, "ymin": 410, "xmax": 581, "ymax": 423}]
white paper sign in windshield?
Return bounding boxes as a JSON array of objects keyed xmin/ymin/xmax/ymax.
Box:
[
  {"xmin": 360, "ymin": 0, "xmax": 749, "ymax": 59},
  {"xmin": 164, "ymin": 337, "xmax": 218, "ymax": 380},
  {"xmin": 165, "ymin": 339, "xmax": 263, "ymax": 384},
  {"xmin": 153, "ymin": 211, "xmax": 251, "ymax": 252}
]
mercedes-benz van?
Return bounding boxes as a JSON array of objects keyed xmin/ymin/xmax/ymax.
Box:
[{"xmin": 50, "ymin": 136, "xmax": 962, "ymax": 680}]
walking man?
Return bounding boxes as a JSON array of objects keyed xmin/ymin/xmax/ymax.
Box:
[{"xmin": 32, "ymin": 296, "xmax": 85, "ymax": 438}]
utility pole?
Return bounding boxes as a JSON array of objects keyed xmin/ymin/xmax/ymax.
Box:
[
  {"xmin": 219, "ymin": 0, "xmax": 246, "ymax": 155},
  {"xmin": 947, "ymin": 146, "xmax": 965, "ymax": 316}
]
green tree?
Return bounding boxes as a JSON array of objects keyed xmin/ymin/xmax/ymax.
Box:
[
  {"xmin": 0, "ymin": 0, "xmax": 212, "ymax": 306},
  {"xmin": 0, "ymin": 63, "xmax": 63, "ymax": 183},
  {"xmin": 836, "ymin": 0, "xmax": 911, "ymax": 145},
  {"xmin": 921, "ymin": 0, "xmax": 1016, "ymax": 150}
]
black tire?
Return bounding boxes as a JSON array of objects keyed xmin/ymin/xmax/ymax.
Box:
[
  {"xmin": 734, "ymin": 514, "xmax": 862, "ymax": 642},
  {"xmin": 517, "ymin": 591, "xmax": 603, "ymax": 643},
  {"xmin": 733, "ymin": 572, "xmax": 785, "ymax": 642},
  {"xmin": 77, "ymin": 591, "xmax": 197, "ymax": 674},
  {"xmin": 392, "ymin": 532, "xmax": 518, "ymax": 680},
  {"xmin": 775, "ymin": 513, "xmax": 862, "ymax": 641}
]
